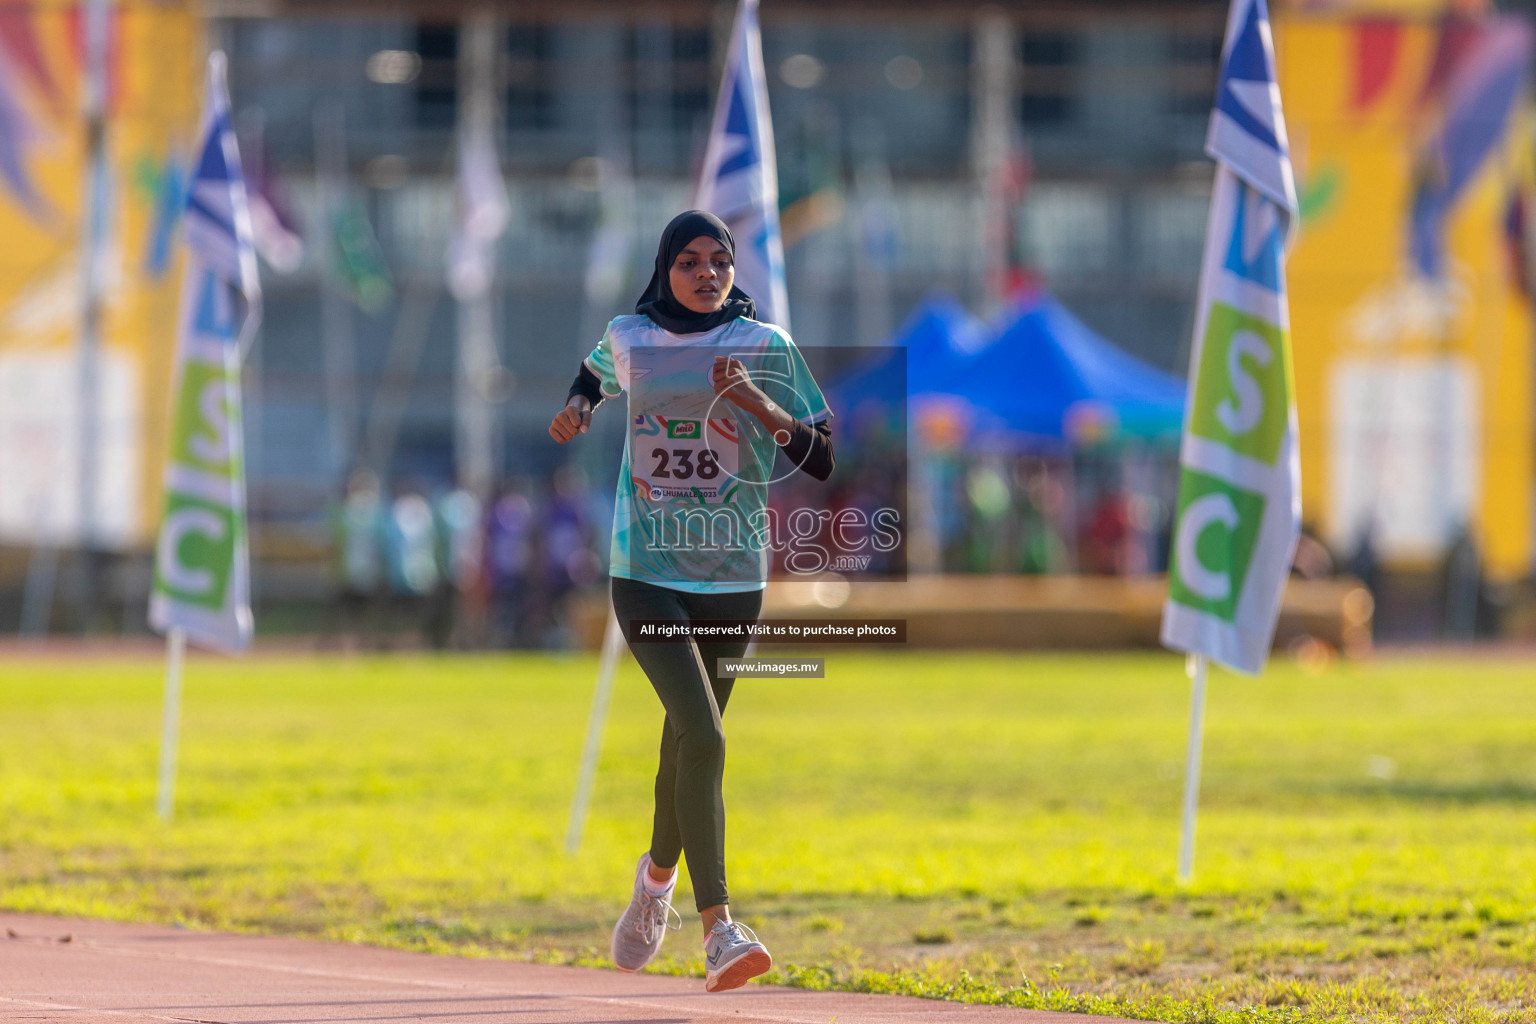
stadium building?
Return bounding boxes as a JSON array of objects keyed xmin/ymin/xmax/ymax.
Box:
[{"xmin": 211, "ymin": 0, "xmax": 1227, "ymax": 508}]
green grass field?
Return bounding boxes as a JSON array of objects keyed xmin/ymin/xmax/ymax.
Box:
[{"xmin": 3, "ymin": 649, "xmax": 1536, "ymax": 1023}]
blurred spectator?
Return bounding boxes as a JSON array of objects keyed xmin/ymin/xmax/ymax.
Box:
[
  {"xmin": 486, "ymin": 480, "xmax": 537, "ymax": 647},
  {"xmin": 582, "ymin": 468, "xmax": 617, "ymax": 568},
  {"xmin": 435, "ymin": 484, "xmax": 484, "ymax": 649},
  {"xmin": 537, "ymin": 466, "xmax": 600, "ymax": 647},
  {"xmin": 383, "ymin": 483, "xmax": 441, "ymax": 648},
  {"xmin": 1291, "ymin": 522, "xmax": 1337, "ymax": 580},
  {"xmin": 1080, "ymin": 487, "xmax": 1132, "ymax": 575},
  {"xmin": 832, "ymin": 476, "xmax": 895, "ymax": 576},
  {"xmin": 1440, "ymin": 522, "xmax": 1483, "ymax": 640},
  {"xmin": 1016, "ymin": 457, "xmax": 1070, "ymax": 575},
  {"xmin": 1347, "ymin": 524, "xmax": 1382, "ymax": 598},
  {"xmin": 962, "ymin": 462, "xmax": 1011, "ymax": 572},
  {"xmin": 318, "ymin": 469, "xmax": 386, "ymax": 650},
  {"xmin": 934, "ymin": 458, "xmax": 970, "ymax": 571}
]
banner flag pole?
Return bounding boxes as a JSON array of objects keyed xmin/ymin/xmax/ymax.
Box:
[
  {"xmin": 1159, "ymin": 0, "xmax": 1300, "ymax": 882},
  {"xmin": 156, "ymin": 627, "xmax": 187, "ymax": 821},
  {"xmin": 148, "ymin": 52, "xmax": 261, "ymax": 818},
  {"xmin": 1177, "ymin": 653, "xmax": 1208, "ymax": 884},
  {"xmin": 566, "ymin": 609, "xmax": 626, "ymax": 855}
]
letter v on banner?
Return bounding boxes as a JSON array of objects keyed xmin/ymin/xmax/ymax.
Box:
[
  {"xmin": 148, "ymin": 52, "xmax": 261, "ymax": 820},
  {"xmin": 1160, "ymin": 0, "xmax": 1300, "ymax": 881}
]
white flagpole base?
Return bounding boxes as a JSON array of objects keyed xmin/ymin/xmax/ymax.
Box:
[
  {"xmin": 157, "ymin": 627, "xmax": 188, "ymax": 822},
  {"xmin": 565, "ymin": 609, "xmax": 626, "ymax": 855},
  {"xmin": 1177, "ymin": 653, "xmax": 1208, "ymax": 885}
]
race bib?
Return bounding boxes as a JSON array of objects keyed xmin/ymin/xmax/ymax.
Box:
[{"xmin": 633, "ymin": 415, "xmax": 739, "ymax": 503}]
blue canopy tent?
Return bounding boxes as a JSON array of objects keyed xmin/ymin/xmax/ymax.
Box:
[
  {"xmin": 823, "ymin": 293, "xmax": 984, "ymax": 421},
  {"xmin": 822, "ymin": 292, "xmax": 1184, "ymax": 576},
  {"xmin": 917, "ymin": 293, "xmax": 1187, "ymax": 445},
  {"xmin": 825, "ymin": 291, "xmax": 1185, "ymax": 447}
]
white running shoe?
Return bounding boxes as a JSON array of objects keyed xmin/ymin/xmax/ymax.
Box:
[
  {"xmin": 610, "ymin": 853, "xmax": 682, "ymax": 972},
  {"xmin": 703, "ymin": 918, "xmax": 772, "ymax": 992}
]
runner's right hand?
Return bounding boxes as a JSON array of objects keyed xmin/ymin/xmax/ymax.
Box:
[{"xmin": 549, "ymin": 397, "xmax": 592, "ymax": 443}]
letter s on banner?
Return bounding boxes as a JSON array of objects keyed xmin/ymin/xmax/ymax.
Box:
[
  {"xmin": 190, "ymin": 377, "xmax": 232, "ymax": 465},
  {"xmin": 1215, "ymin": 329, "xmax": 1273, "ymax": 436}
]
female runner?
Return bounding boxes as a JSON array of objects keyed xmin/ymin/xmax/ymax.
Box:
[{"xmin": 549, "ymin": 210, "xmax": 833, "ymax": 992}]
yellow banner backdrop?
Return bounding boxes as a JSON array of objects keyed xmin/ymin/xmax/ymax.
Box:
[
  {"xmin": 0, "ymin": 0, "xmax": 199, "ymax": 550},
  {"xmin": 1277, "ymin": 3, "xmax": 1535, "ymax": 580}
]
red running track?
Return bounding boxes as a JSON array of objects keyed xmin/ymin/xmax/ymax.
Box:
[{"xmin": 0, "ymin": 913, "xmax": 1152, "ymax": 1024}]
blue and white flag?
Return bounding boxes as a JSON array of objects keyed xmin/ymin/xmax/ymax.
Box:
[
  {"xmin": 446, "ymin": 122, "xmax": 510, "ymax": 301},
  {"xmin": 694, "ymin": 0, "xmax": 789, "ymax": 329},
  {"xmin": 149, "ymin": 52, "xmax": 261, "ymax": 653},
  {"xmin": 584, "ymin": 142, "xmax": 636, "ymax": 309},
  {"xmin": 1160, "ymin": 0, "xmax": 1300, "ymax": 675}
]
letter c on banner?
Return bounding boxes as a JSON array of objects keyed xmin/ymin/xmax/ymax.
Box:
[
  {"xmin": 157, "ymin": 506, "xmax": 228, "ymax": 596},
  {"xmin": 1176, "ymin": 493, "xmax": 1240, "ymax": 602},
  {"xmin": 1216, "ymin": 330, "xmax": 1272, "ymax": 436}
]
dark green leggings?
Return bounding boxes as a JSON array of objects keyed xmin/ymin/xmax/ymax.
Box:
[{"xmin": 610, "ymin": 576, "xmax": 763, "ymax": 911}]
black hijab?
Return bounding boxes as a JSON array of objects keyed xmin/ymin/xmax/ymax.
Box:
[{"xmin": 636, "ymin": 210, "xmax": 756, "ymax": 333}]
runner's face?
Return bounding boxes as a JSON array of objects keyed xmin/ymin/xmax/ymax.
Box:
[{"xmin": 669, "ymin": 236, "xmax": 735, "ymax": 314}]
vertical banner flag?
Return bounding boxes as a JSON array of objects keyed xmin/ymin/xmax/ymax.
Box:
[
  {"xmin": 583, "ymin": 143, "xmax": 636, "ymax": 309},
  {"xmin": 1161, "ymin": 0, "xmax": 1300, "ymax": 675},
  {"xmin": 694, "ymin": 0, "xmax": 789, "ymax": 329},
  {"xmin": 446, "ymin": 121, "xmax": 510, "ymax": 302},
  {"xmin": 149, "ymin": 52, "xmax": 261, "ymax": 653}
]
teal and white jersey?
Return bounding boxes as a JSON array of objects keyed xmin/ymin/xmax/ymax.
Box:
[{"xmin": 585, "ymin": 314, "xmax": 831, "ymax": 593}]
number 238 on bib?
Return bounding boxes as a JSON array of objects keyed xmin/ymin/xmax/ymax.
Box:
[{"xmin": 632, "ymin": 415, "xmax": 741, "ymax": 503}]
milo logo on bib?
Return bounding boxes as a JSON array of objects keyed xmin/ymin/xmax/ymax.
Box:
[{"xmin": 668, "ymin": 419, "xmax": 700, "ymax": 439}]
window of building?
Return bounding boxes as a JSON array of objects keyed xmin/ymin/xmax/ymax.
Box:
[
  {"xmin": 1167, "ymin": 30, "xmax": 1221, "ymax": 118},
  {"xmin": 507, "ymin": 23, "xmax": 559, "ymax": 130},
  {"xmin": 670, "ymin": 24, "xmax": 713, "ymax": 132},
  {"xmin": 414, "ymin": 23, "xmax": 457, "ymax": 129},
  {"xmin": 1019, "ymin": 31, "xmax": 1079, "ymax": 128}
]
